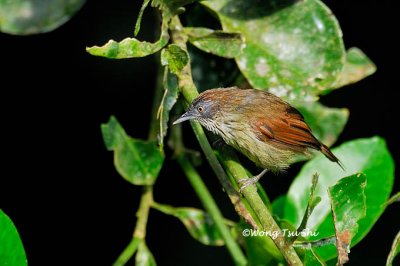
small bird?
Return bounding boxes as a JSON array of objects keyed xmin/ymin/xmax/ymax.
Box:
[{"xmin": 173, "ymin": 87, "xmax": 343, "ymax": 192}]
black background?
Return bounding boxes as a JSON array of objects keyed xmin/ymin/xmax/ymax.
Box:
[{"xmin": 1, "ymin": 0, "xmax": 399, "ymax": 265}]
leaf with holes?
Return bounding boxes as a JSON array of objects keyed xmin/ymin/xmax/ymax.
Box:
[
  {"xmin": 273, "ymin": 137, "xmax": 395, "ymax": 260},
  {"xmin": 328, "ymin": 174, "xmax": 367, "ymax": 264},
  {"xmin": 86, "ymin": 25, "xmax": 169, "ymax": 59},
  {"xmin": 202, "ymin": 0, "xmax": 345, "ymax": 103},
  {"xmin": 161, "ymin": 44, "xmax": 189, "ymax": 74},
  {"xmin": 101, "ymin": 116, "xmax": 164, "ymax": 185}
]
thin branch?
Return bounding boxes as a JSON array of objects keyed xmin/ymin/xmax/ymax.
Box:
[
  {"xmin": 169, "ymin": 16, "xmax": 303, "ymax": 266},
  {"xmin": 387, "ymin": 192, "xmax": 400, "ymax": 206},
  {"xmin": 177, "ymin": 154, "xmax": 247, "ymax": 266},
  {"xmin": 113, "ymin": 186, "xmax": 153, "ymax": 266}
]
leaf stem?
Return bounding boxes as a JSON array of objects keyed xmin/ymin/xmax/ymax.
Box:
[
  {"xmin": 113, "ymin": 186, "xmax": 153, "ymax": 266},
  {"xmin": 177, "ymin": 154, "xmax": 247, "ymax": 266},
  {"xmin": 169, "ymin": 16, "xmax": 303, "ymax": 265}
]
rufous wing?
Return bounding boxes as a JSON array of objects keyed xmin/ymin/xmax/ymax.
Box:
[{"xmin": 251, "ymin": 106, "xmax": 321, "ymax": 153}]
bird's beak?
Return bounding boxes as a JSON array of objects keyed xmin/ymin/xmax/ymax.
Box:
[{"xmin": 173, "ymin": 111, "xmax": 196, "ymax": 125}]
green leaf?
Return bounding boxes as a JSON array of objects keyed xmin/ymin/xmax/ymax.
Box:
[
  {"xmin": 174, "ymin": 208, "xmax": 225, "ymax": 246},
  {"xmin": 188, "ymin": 45, "xmax": 238, "ymax": 90},
  {"xmin": 87, "ymin": 0, "xmax": 192, "ymax": 59},
  {"xmin": 86, "ymin": 26, "xmax": 169, "ymax": 59},
  {"xmin": 297, "ymin": 102, "xmax": 349, "ymax": 147},
  {"xmin": 157, "ymin": 68, "xmax": 179, "ymax": 148},
  {"xmin": 0, "ymin": 209, "xmax": 27, "ymax": 266},
  {"xmin": 292, "ymin": 173, "xmax": 321, "ymax": 243},
  {"xmin": 0, "ymin": 0, "xmax": 85, "ymax": 35},
  {"xmin": 304, "ymin": 249, "xmax": 325, "ymax": 266},
  {"xmin": 185, "ymin": 27, "xmax": 244, "ymax": 58},
  {"xmin": 134, "ymin": 0, "xmax": 151, "ymax": 36},
  {"xmin": 161, "ymin": 44, "xmax": 189, "ymax": 75},
  {"xmin": 101, "ymin": 116, "xmax": 164, "ymax": 185},
  {"xmin": 387, "ymin": 231, "xmax": 400, "ymax": 266},
  {"xmin": 154, "ymin": 204, "xmax": 225, "ymax": 246},
  {"xmin": 240, "ymin": 225, "xmax": 283, "ymax": 264},
  {"xmin": 276, "ymin": 137, "xmax": 395, "ymax": 260},
  {"xmin": 333, "ymin": 47, "xmax": 377, "ymax": 89},
  {"xmin": 202, "ymin": 0, "xmax": 345, "ymax": 102},
  {"xmin": 328, "ymin": 174, "xmax": 367, "ymax": 264},
  {"xmin": 135, "ymin": 242, "xmax": 156, "ymax": 266}
]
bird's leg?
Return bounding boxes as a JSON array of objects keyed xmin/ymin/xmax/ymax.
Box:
[{"xmin": 238, "ymin": 169, "xmax": 268, "ymax": 193}]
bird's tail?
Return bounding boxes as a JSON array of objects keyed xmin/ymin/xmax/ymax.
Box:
[{"xmin": 320, "ymin": 144, "xmax": 345, "ymax": 170}]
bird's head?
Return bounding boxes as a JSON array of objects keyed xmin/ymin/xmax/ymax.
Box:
[
  {"xmin": 173, "ymin": 89, "xmax": 228, "ymax": 134},
  {"xmin": 173, "ymin": 96, "xmax": 216, "ymax": 123}
]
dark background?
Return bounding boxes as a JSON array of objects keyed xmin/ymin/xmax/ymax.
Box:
[{"xmin": 1, "ymin": 0, "xmax": 398, "ymax": 265}]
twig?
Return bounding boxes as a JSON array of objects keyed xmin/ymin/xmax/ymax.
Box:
[{"xmin": 113, "ymin": 186, "xmax": 153, "ymax": 266}]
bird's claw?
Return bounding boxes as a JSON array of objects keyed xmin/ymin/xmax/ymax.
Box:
[
  {"xmin": 237, "ymin": 177, "xmax": 258, "ymax": 193},
  {"xmin": 237, "ymin": 169, "xmax": 268, "ymax": 193}
]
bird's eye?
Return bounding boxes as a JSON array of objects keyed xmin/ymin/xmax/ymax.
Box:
[{"xmin": 197, "ymin": 106, "xmax": 204, "ymax": 113}]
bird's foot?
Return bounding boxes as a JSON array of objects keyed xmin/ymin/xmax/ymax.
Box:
[
  {"xmin": 237, "ymin": 177, "xmax": 259, "ymax": 193},
  {"xmin": 237, "ymin": 169, "xmax": 268, "ymax": 193}
]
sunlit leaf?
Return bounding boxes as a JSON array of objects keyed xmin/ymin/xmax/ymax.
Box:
[
  {"xmin": 161, "ymin": 44, "xmax": 189, "ymax": 75},
  {"xmin": 333, "ymin": 47, "xmax": 376, "ymax": 89},
  {"xmin": 0, "ymin": 0, "xmax": 85, "ymax": 35},
  {"xmin": 86, "ymin": 25, "xmax": 169, "ymax": 59},
  {"xmin": 202, "ymin": 0, "xmax": 345, "ymax": 103},
  {"xmin": 135, "ymin": 242, "xmax": 156, "ymax": 266},
  {"xmin": 101, "ymin": 116, "xmax": 164, "ymax": 185},
  {"xmin": 275, "ymin": 137, "xmax": 395, "ymax": 260},
  {"xmin": 0, "ymin": 209, "xmax": 27, "ymax": 266},
  {"xmin": 328, "ymin": 174, "xmax": 367, "ymax": 264},
  {"xmin": 185, "ymin": 27, "xmax": 244, "ymax": 58}
]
